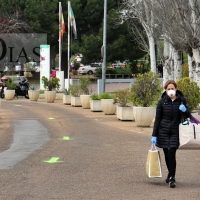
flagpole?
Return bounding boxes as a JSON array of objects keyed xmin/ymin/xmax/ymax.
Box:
[
  {"xmin": 67, "ymin": 1, "xmax": 71, "ymax": 90},
  {"xmin": 58, "ymin": 2, "xmax": 61, "ymax": 72}
]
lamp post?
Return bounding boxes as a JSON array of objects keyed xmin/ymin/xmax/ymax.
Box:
[{"xmin": 102, "ymin": 0, "xmax": 107, "ymax": 93}]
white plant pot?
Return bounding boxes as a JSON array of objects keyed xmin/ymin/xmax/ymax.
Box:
[
  {"xmin": 4, "ymin": 90, "xmax": 15, "ymax": 100},
  {"xmin": 90, "ymin": 100, "xmax": 102, "ymax": 112},
  {"xmin": 117, "ymin": 105, "xmax": 134, "ymax": 121},
  {"xmin": 63, "ymin": 94, "xmax": 71, "ymax": 105},
  {"xmin": 71, "ymin": 96, "xmax": 82, "ymax": 107},
  {"xmin": 134, "ymin": 107, "xmax": 156, "ymax": 127},
  {"xmin": 101, "ymin": 99, "xmax": 116, "ymax": 115},
  {"xmin": 80, "ymin": 95, "xmax": 91, "ymax": 109},
  {"xmin": 44, "ymin": 91, "xmax": 56, "ymax": 103},
  {"xmin": 28, "ymin": 90, "xmax": 39, "ymax": 101}
]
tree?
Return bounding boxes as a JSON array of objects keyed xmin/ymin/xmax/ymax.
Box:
[{"xmin": 70, "ymin": 0, "xmax": 145, "ymax": 64}]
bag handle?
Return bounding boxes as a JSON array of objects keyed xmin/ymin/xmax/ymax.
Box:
[{"xmin": 150, "ymin": 144, "xmax": 157, "ymax": 151}]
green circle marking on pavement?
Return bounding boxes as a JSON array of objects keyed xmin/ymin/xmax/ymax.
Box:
[
  {"xmin": 48, "ymin": 117, "xmax": 55, "ymax": 120},
  {"xmin": 43, "ymin": 157, "xmax": 63, "ymax": 163},
  {"xmin": 14, "ymin": 104, "xmax": 22, "ymax": 106},
  {"xmin": 62, "ymin": 136, "xmax": 73, "ymax": 140}
]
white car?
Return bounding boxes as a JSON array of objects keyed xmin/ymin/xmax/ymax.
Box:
[{"xmin": 78, "ymin": 63, "xmax": 102, "ymax": 75}]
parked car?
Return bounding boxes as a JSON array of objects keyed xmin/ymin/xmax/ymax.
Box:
[
  {"xmin": 109, "ymin": 62, "xmax": 126, "ymax": 68},
  {"xmin": 77, "ymin": 63, "xmax": 102, "ymax": 75}
]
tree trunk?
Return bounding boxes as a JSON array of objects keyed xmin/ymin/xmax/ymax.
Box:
[
  {"xmin": 192, "ymin": 48, "xmax": 200, "ymax": 86},
  {"xmin": 148, "ymin": 35, "xmax": 156, "ymax": 73},
  {"xmin": 163, "ymin": 40, "xmax": 173, "ymax": 84},
  {"xmin": 173, "ymin": 50, "xmax": 182, "ymax": 81},
  {"xmin": 188, "ymin": 54, "xmax": 194, "ymax": 81}
]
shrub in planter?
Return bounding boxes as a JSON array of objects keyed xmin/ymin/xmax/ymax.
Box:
[
  {"xmin": 90, "ymin": 94, "xmax": 100, "ymax": 100},
  {"xmin": 113, "ymin": 88, "xmax": 131, "ymax": 107},
  {"xmin": 98, "ymin": 92, "xmax": 114, "ymax": 99},
  {"xmin": 79, "ymin": 77, "xmax": 91, "ymax": 95},
  {"xmin": 5, "ymin": 79, "xmax": 16, "ymax": 90},
  {"xmin": 176, "ymin": 77, "xmax": 200, "ymax": 111},
  {"xmin": 90, "ymin": 94, "xmax": 102, "ymax": 111},
  {"xmin": 129, "ymin": 71, "xmax": 162, "ymax": 107},
  {"xmin": 41, "ymin": 76, "xmax": 60, "ymax": 91},
  {"xmin": 69, "ymin": 84, "xmax": 81, "ymax": 97}
]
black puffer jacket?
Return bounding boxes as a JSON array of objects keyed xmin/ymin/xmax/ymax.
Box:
[{"xmin": 152, "ymin": 90, "xmax": 190, "ymax": 149}]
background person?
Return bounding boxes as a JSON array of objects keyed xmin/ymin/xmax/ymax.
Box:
[
  {"xmin": 50, "ymin": 67, "xmax": 56, "ymax": 78},
  {"xmin": 151, "ymin": 80, "xmax": 190, "ymax": 188}
]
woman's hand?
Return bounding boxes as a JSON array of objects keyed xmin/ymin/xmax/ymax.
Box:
[{"xmin": 179, "ymin": 104, "xmax": 186, "ymax": 112}]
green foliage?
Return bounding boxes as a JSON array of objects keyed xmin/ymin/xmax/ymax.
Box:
[
  {"xmin": 29, "ymin": 84, "xmax": 36, "ymax": 90},
  {"xmin": 95, "ymin": 67, "xmax": 132, "ymax": 77},
  {"xmin": 79, "ymin": 77, "xmax": 91, "ymax": 95},
  {"xmin": 98, "ymin": 92, "xmax": 114, "ymax": 99},
  {"xmin": 69, "ymin": 77, "xmax": 91, "ymax": 96},
  {"xmin": 71, "ymin": 0, "xmax": 146, "ymax": 63},
  {"xmin": 64, "ymin": 88, "xmax": 70, "ymax": 95},
  {"xmin": 130, "ymin": 72, "xmax": 162, "ymax": 107},
  {"xmin": 113, "ymin": 88, "xmax": 131, "ymax": 107},
  {"xmin": 90, "ymin": 94, "xmax": 100, "ymax": 100},
  {"xmin": 5, "ymin": 79, "xmax": 16, "ymax": 90},
  {"xmin": 176, "ymin": 77, "xmax": 200, "ymax": 111},
  {"xmin": 41, "ymin": 76, "xmax": 60, "ymax": 91},
  {"xmin": 182, "ymin": 63, "xmax": 189, "ymax": 78},
  {"xmin": 69, "ymin": 84, "xmax": 81, "ymax": 97}
]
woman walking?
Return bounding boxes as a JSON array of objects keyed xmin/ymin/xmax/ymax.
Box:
[{"xmin": 151, "ymin": 80, "xmax": 190, "ymax": 188}]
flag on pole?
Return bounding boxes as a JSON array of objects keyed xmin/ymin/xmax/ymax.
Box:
[
  {"xmin": 69, "ymin": 4, "xmax": 77, "ymax": 39},
  {"xmin": 60, "ymin": 7, "xmax": 66, "ymax": 40}
]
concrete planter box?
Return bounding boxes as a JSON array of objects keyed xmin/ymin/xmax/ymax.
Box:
[
  {"xmin": 134, "ymin": 107, "xmax": 155, "ymax": 127},
  {"xmin": 28, "ymin": 90, "xmax": 39, "ymax": 101},
  {"xmin": 4, "ymin": 90, "xmax": 15, "ymax": 100},
  {"xmin": 80, "ymin": 95, "xmax": 91, "ymax": 109},
  {"xmin": 71, "ymin": 96, "xmax": 82, "ymax": 107},
  {"xmin": 116, "ymin": 105, "xmax": 134, "ymax": 121},
  {"xmin": 44, "ymin": 91, "xmax": 56, "ymax": 103},
  {"xmin": 101, "ymin": 99, "xmax": 116, "ymax": 115},
  {"xmin": 63, "ymin": 94, "xmax": 71, "ymax": 105},
  {"xmin": 90, "ymin": 100, "xmax": 102, "ymax": 112}
]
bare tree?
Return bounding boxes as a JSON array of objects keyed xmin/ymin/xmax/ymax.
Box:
[
  {"xmin": 0, "ymin": 6, "xmax": 31, "ymax": 33},
  {"xmin": 153, "ymin": 0, "xmax": 200, "ymax": 84},
  {"xmin": 119, "ymin": 0, "xmax": 161, "ymax": 73}
]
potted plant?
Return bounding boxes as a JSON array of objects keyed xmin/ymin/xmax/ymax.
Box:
[
  {"xmin": 176, "ymin": 77, "xmax": 200, "ymax": 112},
  {"xmin": 113, "ymin": 88, "xmax": 134, "ymax": 121},
  {"xmin": 28, "ymin": 84, "xmax": 40, "ymax": 101},
  {"xmin": 69, "ymin": 84, "xmax": 82, "ymax": 106},
  {"xmin": 129, "ymin": 71, "xmax": 162, "ymax": 127},
  {"xmin": 63, "ymin": 88, "xmax": 71, "ymax": 105},
  {"xmin": 79, "ymin": 77, "xmax": 91, "ymax": 109},
  {"xmin": 24, "ymin": 62, "xmax": 34, "ymax": 77},
  {"xmin": 90, "ymin": 94, "xmax": 102, "ymax": 112},
  {"xmin": 41, "ymin": 76, "xmax": 60, "ymax": 103},
  {"xmin": 99, "ymin": 92, "xmax": 116, "ymax": 115},
  {"xmin": 4, "ymin": 79, "xmax": 16, "ymax": 100}
]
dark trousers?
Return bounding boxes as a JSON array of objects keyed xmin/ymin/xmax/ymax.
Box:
[{"xmin": 163, "ymin": 148, "xmax": 177, "ymax": 178}]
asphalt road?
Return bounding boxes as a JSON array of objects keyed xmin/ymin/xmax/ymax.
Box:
[{"xmin": 0, "ymin": 98, "xmax": 200, "ymax": 200}]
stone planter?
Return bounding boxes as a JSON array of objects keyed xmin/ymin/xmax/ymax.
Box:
[
  {"xmin": 63, "ymin": 94, "xmax": 71, "ymax": 105},
  {"xmin": 28, "ymin": 90, "xmax": 39, "ymax": 101},
  {"xmin": 101, "ymin": 99, "xmax": 116, "ymax": 115},
  {"xmin": 80, "ymin": 95, "xmax": 91, "ymax": 109},
  {"xmin": 116, "ymin": 105, "xmax": 134, "ymax": 121},
  {"xmin": 24, "ymin": 72, "xmax": 30, "ymax": 77},
  {"xmin": 134, "ymin": 106, "xmax": 156, "ymax": 127},
  {"xmin": 71, "ymin": 96, "xmax": 82, "ymax": 107},
  {"xmin": 44, "ymin": 91, "xmax": 56, "ymax": 103},
  {"xmin": 4, "ymin": 90, "xmax": 15, "ymax": 100},
  {"xmin": 90, "ymin": 100, "xmax": 102, "ymax": 112}
]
